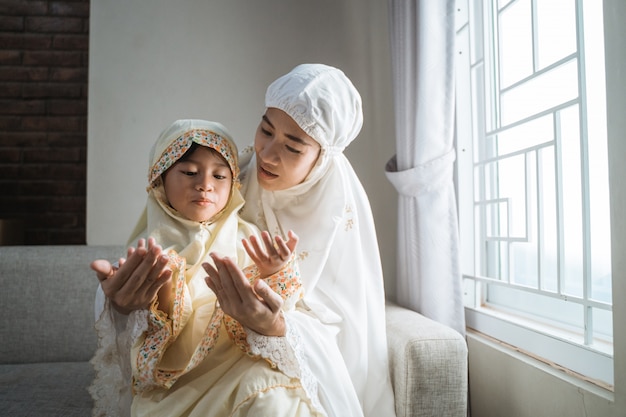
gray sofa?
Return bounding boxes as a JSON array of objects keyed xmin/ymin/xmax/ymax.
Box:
[{"xmin": 0, "ymin": 245, "xmax": 468, "ymax": 417}]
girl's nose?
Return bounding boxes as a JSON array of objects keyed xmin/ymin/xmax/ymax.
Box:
[{"xmin": 196, "ymin": 174, "xmax": 214, "ymax": 191}]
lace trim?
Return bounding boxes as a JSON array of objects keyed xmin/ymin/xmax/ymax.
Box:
[
  {"xmin": 133, "ymin": 253, "xmax": 304, "ymax": 393},
  {"xmin": 226, "ymin": 256, "xmax": 302, "ymax": 356},
  {"xmin": 246, "ymin": 314, "xmax": 326, "ymax": 416},
  {"xmin": 130, "ymin": 309, "xmax": 150, "ymax": 341},
  {"xmin": 89, "ymin": 300, "xmax": 148, "ymax": 417}
]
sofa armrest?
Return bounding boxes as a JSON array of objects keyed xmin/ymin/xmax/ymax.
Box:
[{"xmin": 386, "ymin": 301, "xmax": 468, "ymax": 417}]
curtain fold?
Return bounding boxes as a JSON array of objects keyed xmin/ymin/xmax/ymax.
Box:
[{"xmin": 386, "ymin": 0, "xmax": 465, "ymax": 336}]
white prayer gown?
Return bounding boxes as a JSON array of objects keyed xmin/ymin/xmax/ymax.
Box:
[{"xmin": 238, "ymin": 64, "xmax": 397, "ymax": 417}]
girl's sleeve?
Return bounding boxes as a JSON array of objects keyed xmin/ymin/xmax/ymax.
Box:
[
  {"xmin": 90, "ymin": 286, "xmax": 149, "ymax": 417},
  {"xmin": 131, "ymin": 252, "xmax": 193, "ymax": 393}
]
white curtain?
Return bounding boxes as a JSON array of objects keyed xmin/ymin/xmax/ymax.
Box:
[{"xmin": 385, "ymin": 0, "xmax": 465, "ymax": 336}]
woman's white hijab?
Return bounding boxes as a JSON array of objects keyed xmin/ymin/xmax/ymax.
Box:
[{"xmin": 239, "ymin": 64, "xmax": 396, "ymax": 417}]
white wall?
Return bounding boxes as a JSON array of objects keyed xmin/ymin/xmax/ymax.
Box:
[
  {"xmin": 466, "ymin": 0, "xmax": 626, "ymax": 415},
  {"xmin": 87, "ymin": 0, "xmax": 397, "ymax": 295}
]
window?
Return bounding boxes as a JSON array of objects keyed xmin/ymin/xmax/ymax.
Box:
[{"xmin": 455, "ymin": 0, "xmax": 612, "ymax": 386}]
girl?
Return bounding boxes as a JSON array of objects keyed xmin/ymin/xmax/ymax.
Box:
[{"xmin": 91, "ymin": 119, "xmax": 324, "ymax": 417}]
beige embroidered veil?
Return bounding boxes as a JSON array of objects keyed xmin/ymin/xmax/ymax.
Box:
[{"xmin": 127, "ymin": 119, "xmax": 256, "ymax": 269}]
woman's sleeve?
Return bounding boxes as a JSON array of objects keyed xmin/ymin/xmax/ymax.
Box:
[
  {"xmin": 246, "ymin": 302, "xmax": 364, "ymax": 417},
  {"xmin": 230, "ymin": 254, "xmax": 303, "ymax": 367},
  {"xmin": 230, "ymin": 257, "xmax": 328, "ymax": 410}
]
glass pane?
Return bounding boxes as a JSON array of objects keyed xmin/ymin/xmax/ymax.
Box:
[
  {"xmin": 484, "ymin": 240, "xmax": 506, "ymax": 280},
  {"xmin": 471, "ymin": 63, "xmax": 487, "ymax": 158},
  {"xmin": 538, "ymin": 146, "xmax": 558, "ymax": 293},
  {"xmin": 475, "ymin": 204, "xmax": 484, "ymax": 274},
  {"xmin": 511, "ymin": 241, "xmax": 538, "ymax": 287},
  {"xmin": 559, "ymin": 105, "xmax": 583, "ymax": 298},
  {"xmin": 590, "ymin": 144, "xmax": 611, "ymax": 303},
  {"xmin": 484, "ymin": 160, "xmax": 497, "ymax": 200},
  {"xmin": 474, "ymin": 165, "xmax": 481, "ymax": 202},
  {"xmin": 536, "ymin": 0, "xmax": 577, "ymax": 69},
  {"xmin": 499, "ymin": 241, "xmax": 508, "ymax": 280},
  {"xmin": 592, "ymin": 307, "xmax": 613, "ymax": 344},
  {"xmin": 496, "ymin": 154, "xmax": 527, "ymax": 239},
  {"xmin": 486, "ymin": 285, "xmax": 584, "ymax": 333},
  {"xmin": 485, "ymin": 199, "xmax": 506, "ymax": 238},
  {"xmin": 511, "ymin": 152, "xmax": 537, "ymax": 287},
  {"xmin": 491, "ymin": 114, "xmax": 553, "ymax": 156},
  {"xmin": 498, "ymin": 0, "xmax": 533, "ymax": 88},
  {"xmin": 583, "ymin": 0, "xmax": 612, "ymax": 304},
  {"xmin": 500, "ymin": 58, "xmax": 578, "ymax": 126}
]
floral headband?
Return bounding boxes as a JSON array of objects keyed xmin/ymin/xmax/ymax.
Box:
[{"xmin": 148, "ymin": 129, "xmax": 239, "ymax": 189}]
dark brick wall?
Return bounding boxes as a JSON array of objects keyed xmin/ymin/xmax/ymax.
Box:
[{"xmin": 0, "ymin": 0, "xmax": 89, "ymax": 245}]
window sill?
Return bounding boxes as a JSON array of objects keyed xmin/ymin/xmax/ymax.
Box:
[{"xmin": 465, "ymin": 306, "xmax": 614, "ymax": 388}]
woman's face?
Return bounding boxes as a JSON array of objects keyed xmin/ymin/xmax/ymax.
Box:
[
  {"xmin": 162, "ymin": 146, "xmax": 232, "ymax": 222},
  {"xmin": 254, "ymin": 108, "xmax": 321, "ymax": 191}
]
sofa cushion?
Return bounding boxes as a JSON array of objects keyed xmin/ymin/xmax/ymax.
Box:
[
  {"xmin": 0, "ymin": 245, "xmax": 125, "ymax": 364},
  {"xmin": 0, "ymin": 361, "xmax": 94, "ymax": 417}
]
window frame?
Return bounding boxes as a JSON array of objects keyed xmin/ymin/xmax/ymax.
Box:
[{"xmin": 455, "ymin": 0, "xmax": 613, "ymax": 387}]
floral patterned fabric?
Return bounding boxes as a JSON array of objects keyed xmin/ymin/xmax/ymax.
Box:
[
  {"xmin": 132, "ymin": 251, "xmax": 302, "ymax": 393},
  {"xmin": 148, "ymin": 129, "xmax": 239, "ymax": 188}
]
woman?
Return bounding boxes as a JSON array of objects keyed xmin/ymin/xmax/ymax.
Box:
[{"xmin": 93, "ymin": 64, "xmax": 396, "ymax": 417}]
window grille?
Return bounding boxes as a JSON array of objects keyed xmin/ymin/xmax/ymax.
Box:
[{"xmin": 455, "ymin": 0, "xmax": 612, "ymax": 386}]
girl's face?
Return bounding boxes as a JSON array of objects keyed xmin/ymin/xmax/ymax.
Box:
[
  {"xmin": 254, "ymin": 108, "xmax": 321, "ymax": 191},
  {"xmin": 162, "ymin": 145, "xmax": 232, "ymax": 222}
]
